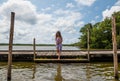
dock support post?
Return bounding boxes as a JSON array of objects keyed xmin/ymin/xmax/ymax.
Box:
[
  {"xmin": 33, "ymin": 38, "xmax": 36, "ymax": 60},
  {"xmin": 7, "ymin": 12, "xmax": 15, "ymax": 80},
  {"xmin": 112, "ymin": 16, "xmax": 119, "ymax": 79},
  {"xmin": 87, "ymin": 28, "xmax": 90, "ymax": 61}
]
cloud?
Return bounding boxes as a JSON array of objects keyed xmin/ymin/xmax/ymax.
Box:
[
  {"xmin": 90, "ymin": 20, "xmax": 95, "ymax": 24},
  {"xmin": 0, "ymin": 0, "xmax": 84, "ymax": 44},
  {"xmin": 66, "ymin": 3, "xmax": 75, "ymax": 8},
  {"xmin": 95, "ymin": 15, "xmax": 99, "ymax": 19},
  {"xmin": 54, "ymin": 9, "xmax": 82, "ymax": 20},
  {"xmin": 41, "ymin": 7, "xmax": 51, "ymax": 11},
  {"xmin": 37, "ymin": 13, "xmax": 52, "ymax": 24},
  {"xmin": 115, "ymin": 0, "xmax": 120, "ymax": 6},
  {"xmin": 0, "ymin": 0, "xmax": 37, "ymax": 25},
  {"xmin": 53, "ymin": 9, "xmax": 83, "ymax": 33},
  {"xmin": 102, "ymin": 0, "xmax": 120, "ymax": 20},
  {"xmin": 75, "ymin": 0, "xmax": 96, "ymax": 6}
]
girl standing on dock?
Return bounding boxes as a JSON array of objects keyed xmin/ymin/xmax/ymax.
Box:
[{"xmin": 55, "ymin": 31, "xmax": 63, "ymax": 60}]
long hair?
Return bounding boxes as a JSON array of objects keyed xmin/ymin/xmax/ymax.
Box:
[{"xmin": 55, "ymin": 31, "xmax": 62, "ymax": 41}]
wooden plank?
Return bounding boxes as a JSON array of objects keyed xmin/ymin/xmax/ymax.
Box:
[
  {"xmin": 34, "ymin": 58, "xmax": 89, "ymax": 63},
  {"xmin": 1, "ymin": 49, "xmax": 120, "ymax": 52},
  {"xmin": 0, "ymin": 50, "xmax": 120, "ymax": 55},
  {"xmin": 1, "ymin": 51, "xmax": 120, "ymax": 55}
]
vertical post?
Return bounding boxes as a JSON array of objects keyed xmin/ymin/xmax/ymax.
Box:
[
  {"xmin": 7, "ymin": 12, "xmax": 15, "ymax": 80},
  {"xmin": 87, "ymin": 28, "xmax": 90, "ymax": 61},
  {"xmin": 112, "ymin": 16, "xmax": 119, "ymax": 79},
  {"xmin": 33, "ymin": 38, "xmax": 36, "ymax": 60}
]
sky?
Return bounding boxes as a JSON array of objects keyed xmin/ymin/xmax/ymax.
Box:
[{"xmin": 0, "ymin": 0, "xmax": 120, "ymax": 44}]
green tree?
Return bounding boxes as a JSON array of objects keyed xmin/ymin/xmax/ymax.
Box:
[
  {"xmin": 76, "ymin": 11, "xmax": 120, "ymax": 49},
  {"xmin": 79, "ymin": 23, "xmax": 92, "ymax": 49}
]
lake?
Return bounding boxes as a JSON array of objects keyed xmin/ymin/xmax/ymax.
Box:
[
  {"xmin": 0, "ymin": 46, "xmax": 120, "ymax": 81},
  {"xmin": 0, "ymin": 46, "xmax": 80, "ymax": 50},
  {"xmin": 0, "ymin": 62, "xmax": 120, "ymax": 81}
]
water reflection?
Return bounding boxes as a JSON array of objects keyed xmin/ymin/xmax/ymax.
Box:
[
  {"xmin": 54, "ymin": 64, "xmax": 65, "ymax": 81},
  {"xmin": 86, "ymin": 63, "xmax": 90, "ymax": 81},
  {"xmin": 0, "ymin": 62, "xmax": 120, "ymax": 81},
  {"xmin": 7, "ymin": 79, "xmax": 11, "ymax": 81},
  {"xmin": 32, "ymin": 62, "xmax": 36, "ymax": 79}
]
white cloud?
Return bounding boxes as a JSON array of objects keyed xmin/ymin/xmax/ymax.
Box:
[
  {"xmin": 0, "ymin": 0, "xmax": 84, "ymax": 44},
  {"xmin": 53, "ymin": 9, "xmax": 83, "ymax": 33},
  {"xmin": 102, "ymin": 0, "xmax": 120, "ymax": 20},
  {"xmin": 0, "ymin": 0, "xmax": 37, "ymax": 24},
  {"xmin": 66, "ymin": 3, "xmax": 75, "ymax": 8},
  {"xmin": 41, "ymin": 7, "xmax": 51, "ymax": 11},
  {"xmin": 37, "ymin": 13, "xmax": 52, "ymax": 24},
  {"xmin": 115, "ymin": 0, "xmax": 120, "ymax": 6},
  {"xmin": 0, "ymin": 0, "xmax": 38, "ymax": 43},
  {"xmin": 75, "ymin": 21, "xmax": 84, "ymax": 27},
  {"xmin": 54, "ymin": 9, "xmax": 82, "ymax": 20},
  {"xmin": 90, "ymin": 20, "xmax": 95, "ymax": 24},
  {"xmin": 95, "ymin": 15, "xmax": 99, "ymax": 19},
  {"xmin": 75, "ymin": 0, "xmax": 96, "ymax": 6}
]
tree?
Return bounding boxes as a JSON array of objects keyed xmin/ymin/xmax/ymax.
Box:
[{"xmin": 76, "ymin": 11, "xmax": 120, "ymax": 49}]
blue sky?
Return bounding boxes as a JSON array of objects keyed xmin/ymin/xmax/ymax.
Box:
[{"xmin": 0, "ymin": 0, "xmax": 120, "ymax": 44}]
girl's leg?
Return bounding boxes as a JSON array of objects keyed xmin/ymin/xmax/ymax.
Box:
[
  {"xmin": 57, "ymin": 48, "xmax": 60, "ymax": 60},
  {"xmin": 58, "ymin": 52, "xmax": 60, "ymax": 60},
  {"xmin": 56, "ymin": 44, "xmax": 62, "ymax": 60},
  {"xmin": 57, "ymin": 49, "xmax": 59, "ymax": 55},
  {"xmin": 58, "ymin": 44, "xmax": 62, "ymax": 60}
]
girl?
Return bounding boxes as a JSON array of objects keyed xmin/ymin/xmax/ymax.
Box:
[{"xmin": 55, "ymin": 31, "xmax": 63, "ymax": 60}]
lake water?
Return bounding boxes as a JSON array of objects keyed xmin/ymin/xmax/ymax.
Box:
[
  {"xmin": 0, "ymin": 46, "xmax": 120, "ymax": 81},
  {"xmin": 0, "ymin": 62, "xmax": 120, "ymax": 81},
  {"xmin": 0, "ymin": 46, "xmax": 80, "ymax": 50}
]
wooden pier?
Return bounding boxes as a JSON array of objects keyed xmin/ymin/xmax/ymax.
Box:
[{"xmin": 0, "ymin": 50, "xmax": 120, "ymax": 62}]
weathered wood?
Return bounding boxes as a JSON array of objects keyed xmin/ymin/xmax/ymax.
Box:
[
  {"xmin": 34, "ymin": 58, "xmax": 89, "ymax": 63},
  {"xmin": 87, "ymin": 28, "xmax": 90, "ymax": 61},
  {"xmin": 1, "ymin": 50, "xmax": 120, "ymax": 55},
  {"xmin": 112, "ymin": 16, "xmax": 119, "ymax": 79},
  {"xmin": 33, "ymin": 38, "xmax": 36, "ymax": 59},
  {"xmin": 0, "ymin": 50, "xmax": 120, "ymax": 62},
  {"xmin": 7, "ymin": 12, "xmax": 15, "ymax": 80}
]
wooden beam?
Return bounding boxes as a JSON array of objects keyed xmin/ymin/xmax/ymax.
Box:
[
  {"xmin": 7, "ymin": 12, "xmax": 15, "ymax": 80},
  {"xmin": 87, "ymin": 28, "xmax": 90, "ymax": 61},
  {"xmin": 112, "ymin": 16, "xmax": 119, "ymax": 79},
  {"xmin": 34, "ymin": 58, "xmax": 89, "ymax": 63},
  {"xmin": 33, "ymin": 38, "xmax": 36, "ymax": 60}
]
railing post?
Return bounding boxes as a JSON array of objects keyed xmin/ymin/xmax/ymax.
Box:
[
  {"xmin": 7, "ymin": 12, "xmax": 15, "ymax": 80},
  {"xmin": 33, "ymin": 38, "xmax": 36, "ymax": 60},
  {"xmin": 112, "ymin": 16, "xmax": 119, "ymax": 79},
  {"xmin": 87, "ymin": 28, "xmax": 90, "ymax": 61}
]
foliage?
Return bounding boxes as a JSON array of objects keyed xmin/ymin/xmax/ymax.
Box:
[{"xmin": 75, "ymin": 11, "xmax": 120, "ymax": 49}]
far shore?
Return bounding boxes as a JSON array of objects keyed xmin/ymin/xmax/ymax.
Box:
[{"xmin": 0, "ymin": 43, "xmax": 75, "ymax": 46}]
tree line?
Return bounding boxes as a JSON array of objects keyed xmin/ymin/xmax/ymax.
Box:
[{"xmin": 74, "ymin": 11, "xmax": 120, "ymax": 49}]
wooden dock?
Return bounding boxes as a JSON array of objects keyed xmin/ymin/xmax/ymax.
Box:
[
  {"xmin": 0, "ymin": 50, "xmax": 120, "ymax": 62},
  {"xmin": 34, "ymin": 58, "xmax": 89, "ymax": 63}
]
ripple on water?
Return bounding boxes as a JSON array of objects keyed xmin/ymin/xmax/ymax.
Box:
[{"xmin": 0, "ymin": 62, "xmax": 120, "ymax": 81}]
